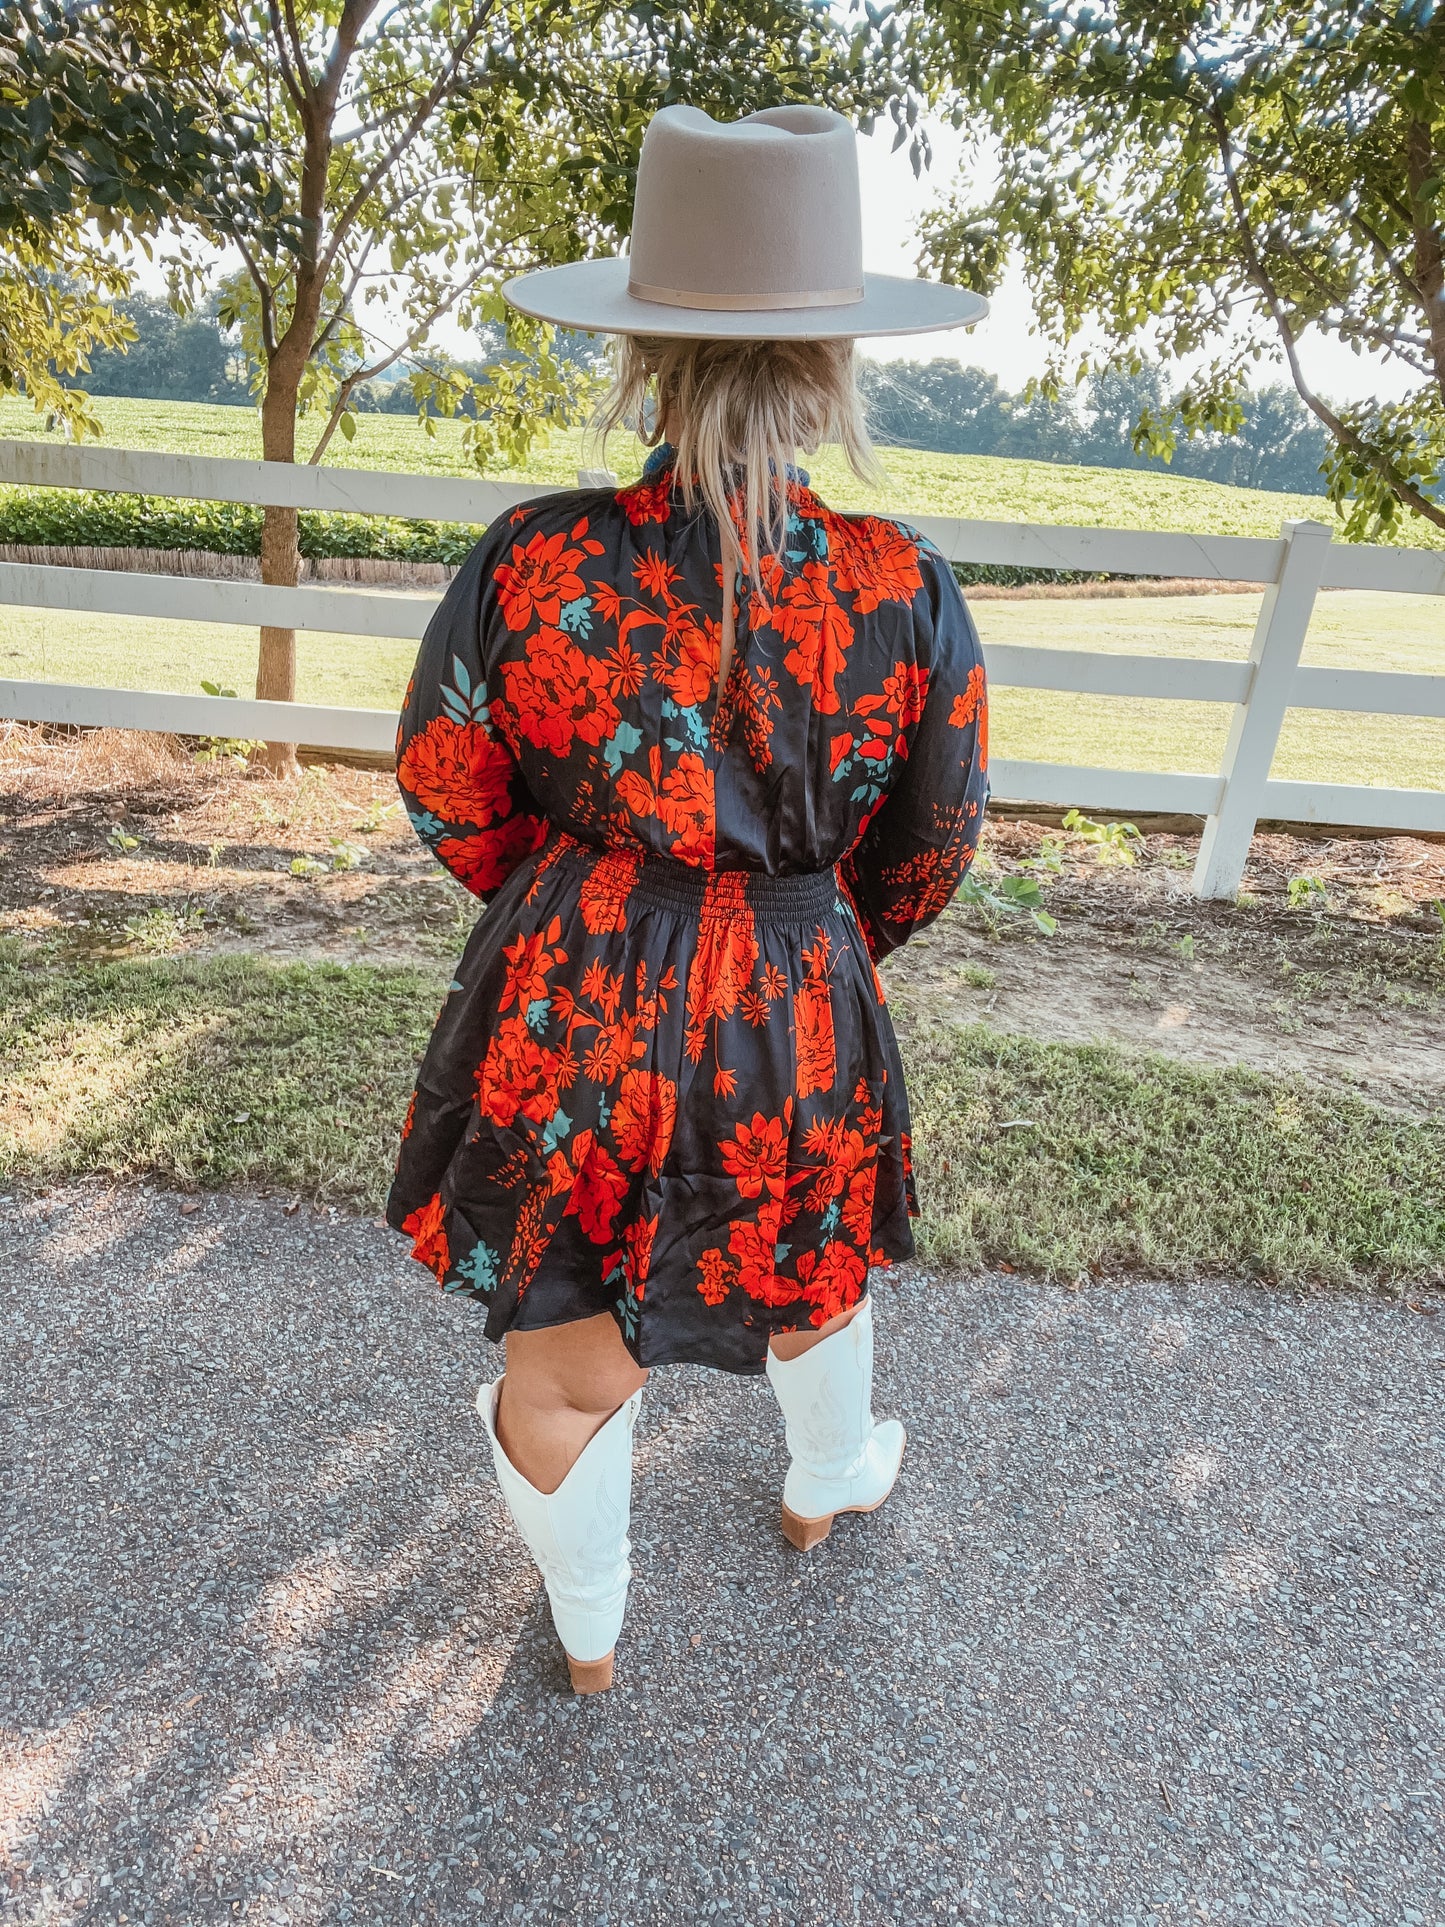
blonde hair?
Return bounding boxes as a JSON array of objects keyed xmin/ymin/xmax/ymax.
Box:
[{"xmin": 592, "ymin": 335, "xmax": 880, "ymax": 579}]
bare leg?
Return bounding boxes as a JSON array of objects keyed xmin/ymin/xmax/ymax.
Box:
[
  {"xmin": 767, "ymin": 1294, "xmax": 867, "ymax": 1363},
  {"xmin": 497, "ymin": 1313, "xmax": 649, "ymax": 1495}
]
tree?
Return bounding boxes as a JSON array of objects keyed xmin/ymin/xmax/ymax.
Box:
[
  {"xmin": 0, "ymin": 1, "xmax": 280, "ymax": 432},
  {"xmin": 860, "ymin": 357, "xmax": 1009, "ymax": 453},
  {"xmin": 916, "ymin": 0, "xmax": 1445, "ymax": 540},
  {"xmin": 78, "ymin": 293, "xmax": 253, "ymax": 403},
  {"xmin": 137, "ymin": 1, "xmax": 918, "ymax": 771}
]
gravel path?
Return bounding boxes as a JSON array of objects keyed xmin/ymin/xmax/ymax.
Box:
[{"xmin": 2, "ymin": 1184, "xmax": 1442, "ymax": 1926}]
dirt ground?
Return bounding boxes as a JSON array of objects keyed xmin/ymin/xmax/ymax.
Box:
[{"xmin": 3, "ymin": 726, "xmax": 1442, "ymax": 1117}]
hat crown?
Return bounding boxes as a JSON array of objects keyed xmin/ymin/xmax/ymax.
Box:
[{"xmin": 627, "ymin": 104, "xmax": 864, "ymax": 313}]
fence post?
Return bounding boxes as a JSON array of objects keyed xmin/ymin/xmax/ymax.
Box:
[{"xmin": 1192, "ymin": 518, "xmax": 1332, "ymax": 900}]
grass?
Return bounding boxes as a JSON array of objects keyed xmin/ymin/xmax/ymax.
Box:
[
  {"xmin": 0, "ymin": 392, "xmax": 1366, "ymax": 541},
  {"xmin": 4, "ymin": 586, "xmax": 1439, "ymax": 791},
  {"xmin": 3, "ymin": 393, "xmax": 1438, "ymax": 791},
  {"xmin": 3, "ymin": 951, "xmax": 1441, "ymax": 1288}
]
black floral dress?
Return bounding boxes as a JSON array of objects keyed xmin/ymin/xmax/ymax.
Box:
[{"xmin": 386, "ymin": 446, "xmax": 988, "ymax": 1374}]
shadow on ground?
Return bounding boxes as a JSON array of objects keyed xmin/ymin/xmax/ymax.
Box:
[{"xmin": 2, "ymin": 1186, "xmax": 1441, "ymax": 1926}]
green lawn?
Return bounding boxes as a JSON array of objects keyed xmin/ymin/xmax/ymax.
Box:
[
  {"xmin": 4, "ymin": 586, "xmax": 1439, "ymax": 791},
  {"xmin": 3, "ymin": 393, "xmax": 1440, "ymax": 792},
  {"xmin": 0, "ymin": 391, "xmax": 1356, "ymax": 540},
  {"xmin": 3, "ymin": 951, "xmax": 1440, "ymax": 1287}
]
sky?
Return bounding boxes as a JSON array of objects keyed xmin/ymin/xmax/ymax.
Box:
[
  {"xmin": 124, "ymin": 116, "xmax": 1414, "ymax": 410},
  {"xmin": 850, "ymin": 121, "xmax": 1416, "ymax": 406}
]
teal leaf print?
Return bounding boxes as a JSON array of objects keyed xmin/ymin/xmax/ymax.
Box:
[
  {"xmin": 454, "ymin": 1240, "xmax": 501, "ymax": 1294},
  {"xmin": 603, "ymin": 721, "xmax": 643, "ymax": 775},
  {"xmin": 542, "ymin": 1106, "xmax": 572, "ymax": 1155}
]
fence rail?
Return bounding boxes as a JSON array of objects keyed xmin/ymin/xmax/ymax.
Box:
[{"xmin": 2, "ymin": 438, "xmax": 1442, "ymax": 897}]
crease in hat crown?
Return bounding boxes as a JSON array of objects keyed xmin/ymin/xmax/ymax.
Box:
[
  {"xmin": 625, "ymin": 105, "xmax": 865, "ymax": 314},
  {"xmin": 501, "ymin": 99, "xmax": 989, "ymax": 340}
]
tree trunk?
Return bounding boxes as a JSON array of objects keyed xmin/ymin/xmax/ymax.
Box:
[{"xmin": 256, "ymin": 375, "xmax": 302, "ymax": 777}]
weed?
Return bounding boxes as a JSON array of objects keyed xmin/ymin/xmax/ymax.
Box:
[
  {"xmin": 1287, "ymin": 875, "xmax": 1330, "ymax": 911},
  {"xmin": 106, "ymin": 824, "xmax": 140, "ymax": 854},
  {"xmin": 1061, "ymin": 809, "xmax": 1142, "ymax": 865},
  {"xmin": 354, "ymin": 799, "xmax": 398, "ymax": 835},
  {"xmin": 290, "ymin": 856, "xmax": 326, "ymax": 879},
  {"xmin": 960, "ymin": 963, "xmax": 997, "ymax": 989},
  {"xmin": 194, "ymin": 681, "xmax": 263, "ymax": 767},
  {"xmin": 328, "ymin": 839, "xmax": 368, "ymax": 872},
  {"xmin": 1024, "ymin": 837, "xmax": 1066, "ymax": 876},
  {"xmin": 958, "ymin": 870, "xmax": 1058, "ymax": 938},
  {"xmin": 122, "ymin": 903, "xmax": 206, "ymax": 954},
  {"xmin": 1174, "ymin": 934, "xmax": 1196, "ymax": 962}
]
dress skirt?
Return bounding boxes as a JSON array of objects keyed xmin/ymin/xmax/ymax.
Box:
[{"xmin": 386, "ymin": 832, "xmax": 918, "ymax": 1376}]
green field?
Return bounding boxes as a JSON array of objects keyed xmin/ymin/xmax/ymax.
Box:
[
  {"xmin": 2, "ymin": 394, "xmax": 1441, "ymax": 793},
  {"xmin": 3, "ymin": 585, "xmax": 1440, "ymax": 792},
  {"xmin": 0, "ymin": 392, "xmax": 1352, "ymax": 539}
]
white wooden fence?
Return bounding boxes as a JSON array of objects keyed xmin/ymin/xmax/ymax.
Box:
[{"xmin": 1, "ymin": 437, "xmax": 1443, "ymax": 898}]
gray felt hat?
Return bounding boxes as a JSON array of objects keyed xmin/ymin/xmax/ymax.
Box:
[{"xmin": 503, "ymin": 104, "xmax": 989, "ymax": 340}]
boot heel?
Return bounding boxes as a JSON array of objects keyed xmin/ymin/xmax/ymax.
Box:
[
  {"xmin": 567, "ymin": 1651, "xmax": 615, "ymax": 1694},
  {"xmin": 781, "ymin": 1504, "xmax": 834, "ymax": 1551}
]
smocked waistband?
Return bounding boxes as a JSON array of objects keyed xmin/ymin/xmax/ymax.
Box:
[{"xmin": 546, "ymin": 834, "xmax": 842, "ymax": 922}]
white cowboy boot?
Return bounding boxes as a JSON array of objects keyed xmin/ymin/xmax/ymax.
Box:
[
  {"xmin": 478, "ymin": 1378, "xmax": 642, "ymax": 1693},
  {"xmin": 764, "ymin": 1297, "xmax": 906, "ymax": 1551}
]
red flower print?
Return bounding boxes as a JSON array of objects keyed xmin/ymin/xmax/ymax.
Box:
[
  {"xmin": 499, "ymin": 627, "xmax": 619, "ymax": 757},
  {"xmin": 657, "ymin": 619, "xmax": 717, "ymax": 709},
  {"xmin": 634, "ymin": 550, "xmax": 680, "ymax": 599},
  {"xmin": 794, "ymin": 929, "xmax": 836, "ymax": 1100},
  {"xmin": 565, "ymin": 1130, "xmax": 629, "ymax": 1243},
  {"xmin": 796, "ymin": 1239, "xmax": 868, "ymax": 1325},
  {"xmin": 500, "ymin": 917, "xmax": 566, "ymax": 1013},
  {"xmin": 826, "ymin": 513, "xmax": 924, "ymax": 614},
  {"xmin": 618, "ymin": 476, "xmax": 671, "ymax": 525},
  {"xmin": 696, "ymin": 1246, "xmax": 732, "ymax": 1307},
  {"xmin": 621, "ymin": 1214, "xmax": 657, "ymax": 1299},
  {"xmin": 656, "ymin": 754, "xmax": 715, "ymax": 864},
  {"xmin": 604, "ymin": 640, "xmax": 646, "ymax": 698},
  {"xmin": 684, "ymin": 872, "xmax": 758, "ymax": 1061},
  {"xmin": 617, "ymin": 747, "xmax": 715, "ymax": 867},
  {"xmin": 402, "ymin": 1193, "xmax": 450, "ymax": 1282},
  {"xmin": 767, "ymin": 561, "xmax": 854, "ymax": 715},
  {"xmin": 881, "ymin": 660, "xmax": 929, "ymax": 733},
  {"xmin": 398, "ymin": 717, "xmax": 516, "ymax": 827},
  {"xmin": 950, "ymin": 662, "xmax": 986, "ymax": 730},
  {"xmin": 476, "ymin": 1015, "xmax": 565, "ymax": 1130},
  {"xmin": 582, "ymin": 1012, "xmax": 647, "ymax": 1083},
  {"xmin": 612, "ymin": 1068, "xmax": 678, "ymax": 1176},
  {"xmin": 579, "ymin": 848, "xmax": 641, "ymax": 933},
  {"xmin": 720, "ymin": 1110, "xmax": 790, "ymax": 1201},
  {"xmin": 729, "ymin": 1202, "xmax": 793, "ymax": 1307},
  {"xmin": 495, "ymin": 527, "xmax": 586, "ymax": 630},
  {"xmin": 436, "ymin": 816, "xmax": 546, "ymax": 897},
  {"xmin": 400, "ymin": 1092, "xmax": 417, "ymax": 1140}
]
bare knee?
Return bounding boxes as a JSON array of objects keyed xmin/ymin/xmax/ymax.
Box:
[
  {"xmin": 767, "ymin": 1292, "xmax": 867, "ymax": 1363},
  {"xmin": 505, "ymin": 1312, "xmax": 648, "ymax": 1416},
  {"xmin": 496, "ymin": 1314, "xmax": 647, "ymax": 1491}
]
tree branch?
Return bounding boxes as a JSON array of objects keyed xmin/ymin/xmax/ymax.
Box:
[
  {"xmin": 318, "ymin": 3, "xmax": 497, "ymax": 275},
  {"xmin": 1210, "ymin": 101, "xmax": 1445, "ymax": 534},
  {"xmin": 265, "ymin": 0, "xmax": 310, "ymax": 108}
]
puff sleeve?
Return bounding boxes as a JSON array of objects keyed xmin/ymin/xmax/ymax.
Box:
[
  {"xmin": 395, "ymin": 522, "xmax": 548, "ymax": 899},
  {"xmin": 839, "ymin": 549, "xmax": 989, "ymax": 959}
]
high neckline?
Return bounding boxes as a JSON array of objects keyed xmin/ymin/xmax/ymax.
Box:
[{"xmin": 641, "ymin": 441, "xmax": 810, "ymax": 489}]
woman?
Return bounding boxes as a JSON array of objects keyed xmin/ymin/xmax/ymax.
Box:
[{"xmin": 387, "ymin": 103, "xmax": 989, "ymax": 1693}]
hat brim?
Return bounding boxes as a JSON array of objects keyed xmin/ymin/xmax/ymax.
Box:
[{"xmin": 503, "ymin": 258, "xmax": 988, "ymax": 340}]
